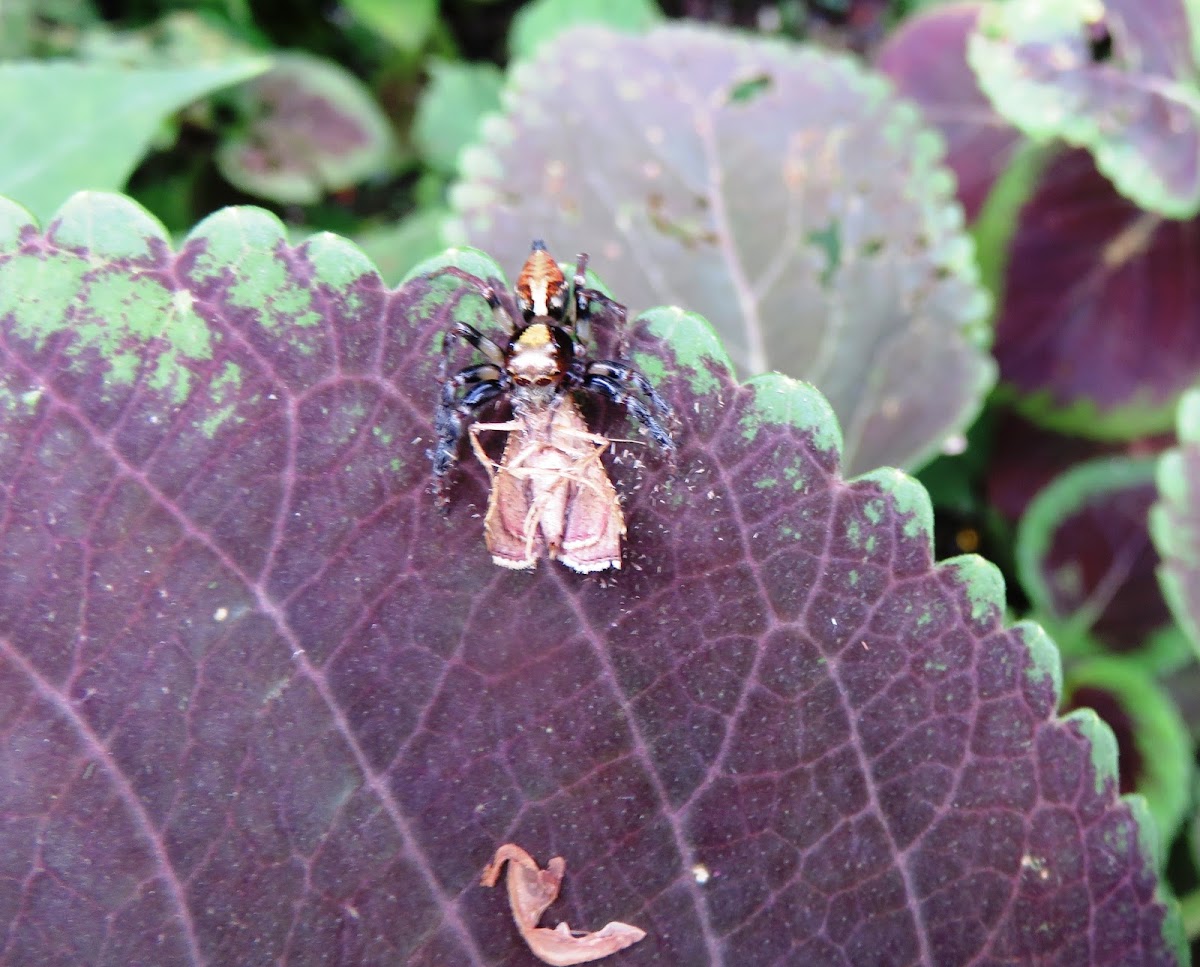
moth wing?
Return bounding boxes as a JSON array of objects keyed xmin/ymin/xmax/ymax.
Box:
[
  {"xmin": 484, "ymin": 434, "xmax": 543, "ymax": 570},
  {"xmin": 556, "ymin": 451, "xmax": 626, "ymax": 574}
]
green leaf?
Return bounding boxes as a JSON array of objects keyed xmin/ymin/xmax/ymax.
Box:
[
  {"xmin": 412, "ymin": 60, "xmax": 504, "ymax": 174},
  {"xmin": 508, "ymin": 0, "xmax": 663, "ymax": 60},
  {"xmin": 0, "ymin": 59, "xmax": 268, "ymax": 222},
  {"xmin": 343, "ymin": 0, "xmax": 438, "ymax": 53}
]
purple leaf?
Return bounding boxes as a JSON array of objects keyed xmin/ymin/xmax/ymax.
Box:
[
  {"xmin": 995, "ymin": 148, "xmax": 1200, "ymax": 437},
  {"xmin": 875, "ymin": 2, "xmax": 1021, "ymax": 221},
  {"xmin": 0, "ymin": 192, "xmax": 1183, "ymax": 965},
  {"xmin": 1152, "ymin": 388, "xmax": 1200, "ymax": 655},
  {"xmin": 969, "ymin": 0, "xmax": 1200, "ymax": 217},
  {"xmin": 1016, "ymin": 456, "xmax": 1189, "ymax": 672},
  {"xmin": 1061, "ymin": 659, "xmax": 1192, "ymax": 847},
  {"xmin": 216, "ymin": 52, "xmax": 397, "ymax": 206},
  {"xmin": 450, "ymin": 24, "xmax": 994, "ymax": 477}
]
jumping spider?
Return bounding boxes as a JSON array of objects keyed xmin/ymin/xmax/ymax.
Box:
[{"xmin": 430, "ymin": 240, "xmax": 675, "ymax": 572}]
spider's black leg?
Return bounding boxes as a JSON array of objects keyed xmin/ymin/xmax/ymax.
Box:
[
  {"xmin": 426, "ymin": 266, "xmax": 516, "ymax": 333},
  {"xmin": 439, "ymin": 321, "xmax": 505, "ymax": 381},
  {"xmin": 430, "ymin": 365, "xmax": 506, "ymax": 504},
  {"xmin": 585, "ymin": 360, "xmax": 674, "ymax": 424},
  {"xmin": 569, "ymin": 252, "xmax": 630, "ymax": 356},
  {"xmin": 583, "ymin": 371, "xmax": 676, "ymax": 454}
]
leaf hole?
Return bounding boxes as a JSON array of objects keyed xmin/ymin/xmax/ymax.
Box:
[{"xmin": 727, "ymin": 73, "xmax": 773, "ymax": 104}]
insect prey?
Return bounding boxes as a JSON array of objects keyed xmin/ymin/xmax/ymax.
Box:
[{"xmin": 430, "ymin": 240, "xmax": 675, "ymax": 572}]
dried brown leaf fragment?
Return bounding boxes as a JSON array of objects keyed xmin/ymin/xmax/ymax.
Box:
[{"xmin": 481, "ymin": 843, "xmax": 647, "ymax": 966}]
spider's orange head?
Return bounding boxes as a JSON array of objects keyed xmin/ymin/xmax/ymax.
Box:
[{"xmin": 515, "ymin": 239, "xmax": 565, "ymax": 321}]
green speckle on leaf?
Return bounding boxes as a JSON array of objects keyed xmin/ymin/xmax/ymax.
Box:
[
  {"xmin": 1066, "ymin": 706, "xmax": 1120, "ymax": 797},
  {"xmin": 1013, "ymin": 621, "xmax": 1063, "ymax": 698},
  {"xmin": 639, "ymin": 306, "xmax": 734, "ymax": 398},
  {"xmin": 198, "ymin": 402, "xmax": 239, "ymax": 439},
  {"xmin": 755, "ymin": 477, "xmax": 778, "ymax": 490},
  {"xmin": 741, "ymin": 373, "xmax": 842, "ymax": 458},
  {"xmin": 941, "ymin": 555, "xmax": 1004, "ymax": 625}
]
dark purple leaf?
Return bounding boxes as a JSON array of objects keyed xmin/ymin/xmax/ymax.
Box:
[
  {"xmin": 450, "ymin": 24, "xmax": 994, "ymax": 477},
  {"xmin": 996, "ymin": 148, "xmax": 1200, "ymax": 438},
  {"xmin": 0, "ymin": 192, "xmax": 1183, "ymax": 966},
  {"xmin": 1016, "ymin": 455, "xmax": 1189, "ymax": 672},
  {"xmin": 985, "ymin": 411, "xmax": 1170, "ymax": 522},
  {"xmin": 216, "ymin": 52, "xmax": 396, "ymax": 205},
  {"xmin": 1152, "ymin": 388, "xmax": 1200, "ymax": 655},
  {"xmin": 875, "ymin": 2, "xmax": 1021, "ymax": 221},
  {"xmin": 969, "ymin": 0, "xmax": 1200, "ymax": 217}
]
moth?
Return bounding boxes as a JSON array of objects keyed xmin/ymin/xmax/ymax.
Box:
[{"xmin": 430, "ymin": 242, "xmax": 674, "ymax": 572}]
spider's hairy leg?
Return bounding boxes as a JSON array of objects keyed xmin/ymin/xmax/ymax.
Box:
[
  {"xmin": 569, "ymin": 252, "xmax": 630, "ymax": 355},
  {"xmin": 585, "ymin": 359, "xmax": 674, "ymax": 424},
  {"xmin": 583, "ymin": 369, "xmax": 676, "ymax": 454},
  {"xmin": 439, "ymin": 321, "xmax": 505, "ymax": 380},
  {"xmin": 430, "ymin": 365, "xmax": 505, "ymax": 505},
  {"xmin": 428, "ymin": 265, "xmax": 515, "ymax": 337}
]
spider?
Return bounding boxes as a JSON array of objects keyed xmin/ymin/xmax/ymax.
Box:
[{"xmin": 429, "ymin": 240, "xmax": 675, "ymax": 571}]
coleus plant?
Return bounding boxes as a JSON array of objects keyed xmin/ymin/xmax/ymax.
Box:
[
  {"xmin": 0, "ymin": 192, "xmax": 1184, "ymax": 965},
  {"xmin": 883, "ymin": 0, "xmax": 1200, "ymax": 440},
  {"xmin": 449, "ymin": 24, "xmax": 995, "ymax": 479}
]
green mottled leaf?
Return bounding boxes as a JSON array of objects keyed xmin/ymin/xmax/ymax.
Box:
[{"xmin": 0, "ymin": 196, "xmax": 1182, "ymax": 964}]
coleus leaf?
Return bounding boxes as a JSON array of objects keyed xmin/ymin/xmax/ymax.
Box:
[
  {"xmin": 0, "ymin": 58, "xmax": 268, "ymax": 222},
  {"xmin": 216, "ymin": 52, "xmax": 397, "ymax": 206},
  {"xmin": 1152, "ymin": 388, "xmax": 1200, "ymax": 654},
  {"xmin": 1016, "ymin": 456, "xmax": 1191, "ymax": 672},
  {"xmin": 969, "ymin": 0, "xmax": 1200, "ymax": 217},
  {"xmin": 994, "ymin": 148, "xmax": 1200, "ymax": 438},
  {"xmin": 449, "ymin": 23, "xmax": 995, "ymax": 478},
  {"xmin": 876, "ymin": 1, "xmax": 1022, "ymax": 221},
  {"xmin": 0, "ymin": 192, "xmax": 1184, "ymax": 965}
]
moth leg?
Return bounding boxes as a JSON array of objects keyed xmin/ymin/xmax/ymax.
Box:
[{"xmin": 468, "ymin": 420, "xmax": 522, "ymax": 481}]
